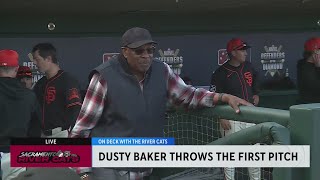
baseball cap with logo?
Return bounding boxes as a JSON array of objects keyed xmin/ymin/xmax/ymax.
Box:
[
  {"xmin": 227, "ymin": 38, "xmax": 251, "ymax": 53},
  {"xmin": 304, "ymin": 37, "xmax": 320, "ymax": 52},
  {"xmin": 17, "ymin": 66, "xmax": 32, "ymax": 78},
  {"xmin": 121, "ymin": 27, "xmax": 157, "ymax": 48},
  {"xmin": 0, "ymin": 49, "xmax": 19, "ymax": 67}
]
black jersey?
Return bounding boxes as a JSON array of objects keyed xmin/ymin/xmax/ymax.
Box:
[
  {"xmin": 210, "ymin": 61, "xmax": 259, "ymax": 103},
  {"xmin": 33, "ymin": 70, "xmax": 82, "ymax": 130},
  {"xmin": 297, "ymin": 59, "xmax": 320, "ymax": 103}
]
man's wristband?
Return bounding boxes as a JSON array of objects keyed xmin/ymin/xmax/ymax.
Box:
[{"xmin": 218, "ymin": 93, "xmax": 225, "ymax": 104}]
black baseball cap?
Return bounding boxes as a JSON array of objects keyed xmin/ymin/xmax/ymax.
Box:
[{"xmin": 121, "ymin": 27, "xmax": 157, "ymax": 48}]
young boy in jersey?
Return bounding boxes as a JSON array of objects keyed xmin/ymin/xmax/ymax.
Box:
[{"xmin": 16, "ymin": 66, "xmax": 33, "ymax": 89}]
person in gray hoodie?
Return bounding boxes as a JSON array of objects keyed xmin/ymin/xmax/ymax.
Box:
[{"xmin": 0, "ymin": 49, "xmax": 41, "ymax": 180}]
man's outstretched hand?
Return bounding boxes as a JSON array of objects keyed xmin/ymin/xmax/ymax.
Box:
[{"xmin": 220, "ymin": 93, "xmax": 253, "ymax": 113}]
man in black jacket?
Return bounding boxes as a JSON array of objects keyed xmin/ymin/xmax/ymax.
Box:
[
  {"xmin": 297, "ymin": 37, "xmax": 320, "ymax": 103},
  {"xmin": 0, "ymin": 49, "xmax": 41, "ymax": 180},
  {"xmin": 210, "ymin": 38, "xmax": 260, "ymax": 180}
]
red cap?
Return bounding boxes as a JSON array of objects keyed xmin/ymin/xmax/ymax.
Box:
[
  {"xmin": 304, "ymin": 37, "xmax": 320, "ymax": 52},
  {"xmin": 0, "ymin": 49, "xmax": 19, "ymax": 67},
  {"xmin": 17, "ymin": 66, "xmax": 32, "ymax": 78},
  {"xmin": 227, "ymin": 38, "xmax": 251, "ymax": 53}
]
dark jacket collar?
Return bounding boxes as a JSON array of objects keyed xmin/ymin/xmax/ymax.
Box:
[
  {"xmin": 118, "ymin": 54, "xmax": 133, "ymax": 75},
  {"xmin": 46, "ymin": 70, "xmax": 64, "ymax": 81},
  {"xmin": 224, "ymin": 61, "xmax": 244, "ymax": 70}
]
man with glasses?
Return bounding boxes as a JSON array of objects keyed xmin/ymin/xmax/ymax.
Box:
[
  {"xmin": 71, "ymin": 27, "xmax": 252, "ymax": 180},
  {"xmin": 297, "ymin": 37, "xmax": 320, "ymax": 103}
]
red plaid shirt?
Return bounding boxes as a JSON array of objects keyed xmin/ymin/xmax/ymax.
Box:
[{"xmin": 70, "ymin": 63, "xmax": 217, "ymax": 178}]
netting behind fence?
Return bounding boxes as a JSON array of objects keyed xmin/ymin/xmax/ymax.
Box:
[
  {"xmin": 164, "ymin": 112, "xmax": 220, "ymax": 145},
  {"xmin": 159, "ymin": 110, "xmax": 273, "ymax": 180}
]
